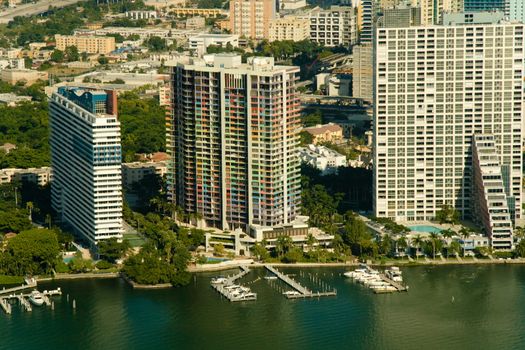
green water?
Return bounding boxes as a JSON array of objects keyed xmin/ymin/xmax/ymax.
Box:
[{"xmin": 3, "ymin": 265, "xmax": 525, "ymax": 350}]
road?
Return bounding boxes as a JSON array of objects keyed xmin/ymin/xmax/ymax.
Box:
[{"xmin": 0, "ymin": 0, "xmax": 84, "ymax": 24}]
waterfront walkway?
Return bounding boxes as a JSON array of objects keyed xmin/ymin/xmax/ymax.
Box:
[{"xmin": 0, "ymin": 278, "xmax": 37, "ymax": 296}]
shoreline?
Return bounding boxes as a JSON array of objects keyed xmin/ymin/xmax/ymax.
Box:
[
  {"xmin": 26, "ymin": 258, "xmax": 525, "ymax": 287},
  {"xmin": 189, "ymin": 257, "xmax": 525, "ymax": 272},
  {"xmin": 37, "ymin": 272, "xmax": 120, "ymax": 282}
]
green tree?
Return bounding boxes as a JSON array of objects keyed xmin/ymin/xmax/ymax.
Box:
[
  {"xmin": 342, "ymin": 213, "xmax": 373, "ymax": 257},
  {"xmin": 251, "ymin": 242, "xmax": 270, "ymax": 261},
  {"xmin": 98, "ymin": 238, "xmax": 130, "ymax": 263},
  {"xmin": 411, "ymin": 235, "xmax": 424, "ymax": 260},
  {"xmin": 65, "ymin": 45, "xmax": 80, "ymax": 62},
  {"xmin": 396, "ymin": 236, "xmax": 408, "ymax": 257},
  {"xmin": 515, "ymin": 239, "xmax": 525, "ymax": 258},
  {"xmin": 275, "ymin": 235, "xmax": 293, "ymax": 258},
  {"xmin": 283, "ymin": 247, "xmax": 304, "ymax": 263},
  {"xmin": 213, "ymin": 243, "xmax": 225, "ymax": 256},
  {"xmin": 145, "ymin": 36, "xmax": 167, "ymax": 51},
  {"xmin": 5, "ymin": 228, "xmax": 60, "ymax": 275},
  {"xmin": 51, "ymin": 49, "xmax": 65, "ymax": 62},
  {"xmin": 448, "ymin": 240, "xmax": 461, "ymax": 258},
  {"xmin": 98, "ymin": 55, "xmax": 109, "ymax": 65}
]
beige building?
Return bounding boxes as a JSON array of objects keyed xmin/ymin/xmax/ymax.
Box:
[
  {"xmin": 269, "ymin": 16, "xmax": 309, "ymax": 42},
  {"xmin": 0, "ymin": 69, "xmax": 48, "ymax": 85},
  {"xmin": 170, "ymin": 8, "xmax": 227, "ymax": 17},
  {"xmin": 122, "ymin": 162, "xmax": 167, "ymax": 187},
  {"xmin": 186, "ymin": 16, "xmax": 206, "ymax": 30},
  {"xmin": 303, "ymin": 123, "xmax": 344, "ymax": 144},
  {"xmin": 55, "ymin": 35, "xmax": 116, "ymax": 55},
  {"xmin": 411, "ymin": 0, "xmax": 463, "ymax": 25},
  {"xmin": 230, "ymin": 0, "xmax": 276, "ymax": 39},
  {"xmin": 0, "ymin": 167, "xmax": 52, "ymax": 186},
  {"xmin": 352, "ymin": 43, "xmax": 373, "ymax": 102}
]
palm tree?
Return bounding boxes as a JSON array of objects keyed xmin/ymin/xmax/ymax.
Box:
[
  {"xmin": 459, "ymin": 227, "xmax": 471, "ymax": 241},
  {"xmin": 449, "ymin": 240, "xmax": 461, "ymax": 258},
  {"xmin": 441, "ymin": 228, "xmax": 455, "ymax": 243},
  {"xmin": 429, "ymin": 232, "xmax": 440, "ymax": 260},
  {"xmin": 275, "ymin": 235, "xmax": 293, "ymax": 258},
  {"xmin": 411, "ymin": 235, "xmax": 424, "ymax": 260},
  {"xmin": 306, "ymin": 233, "xmax": 317, "ymax": 251},
  {"xmin": 396, "ymin": 236, "xmax": 408, "ymax": 258}
]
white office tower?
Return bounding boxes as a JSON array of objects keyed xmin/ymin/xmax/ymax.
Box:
[
  {"xmin": 373, "ymin": 13, "xmax": 524, "ymax": 249},
  {"xmin": 472, "ymin": 135, "xmax": 514, "ymax": 250},
  {"xmin": 50, "ymin": 87, "xmax": 123, "ymax": 246}
]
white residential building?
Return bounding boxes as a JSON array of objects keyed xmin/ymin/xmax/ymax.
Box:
[
  {"xmin": 122, "ymin": 162, "xmax": 168, "ymax": 187},
  {"xmin": 188, "ymin": 34, "xmax": 239, "ymax": 56},
  {"xmin": 269, "ymin": 16, "xmax": 310, "ymax": 42},
  {"xmin": 299, "ymin": 144, "xmax": 347, "ymax": 174},
  {"xmin": 472, "ymin": 135, "xmax": 514, "ymax": 250},
  {"xmin": 0, "ymin": 167, "xmax": 52, "ymax": 186},
  {"xmin": 125, "ymin": 11, "xmax": 158, "ymax": 20},
  {"xmin": 308, "ymin": 6, "xmax": 358, "ymax": 47},
  {"xmin": 49, "ymin": 87, "xmax": 123, "ymax": 246},
  {"xmin": 373, "ymin": 15, "xmax": 524, "ymax": 232}
]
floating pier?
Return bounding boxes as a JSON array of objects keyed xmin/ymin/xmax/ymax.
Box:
[
  {"xmin": 0, "ymin": 277, "xmax": 37, "ymax": 296},
  {"xmin": 378, "ymin": 274, "xmax": 408, "ymax": 292},
  {"xmin": 211, "ymin": 266, "xmax": 257, "ymax": 302},
  {"xmin": 264, "ymin": 265, "xmax": 337, "ymax": 299},
  {"xmin": 0, "ymin": 288, "xmax": 63, "ymax": 315}
]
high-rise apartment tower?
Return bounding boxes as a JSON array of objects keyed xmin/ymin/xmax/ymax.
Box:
[
  {"xmin": 49, "ymin": 87, "xmax": 123, "ymax": 246},
  {"xmin": 373, "ymin": 13, "xmax": 524, "ymax": 248},
  {"xmin": 166, "ymin": 54, "xmax": 301, "ymax": 231}
]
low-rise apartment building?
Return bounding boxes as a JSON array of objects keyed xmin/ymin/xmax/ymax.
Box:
[{"xmin": 55, "ymin": 35, "xmax": 116, "ymax": 55}]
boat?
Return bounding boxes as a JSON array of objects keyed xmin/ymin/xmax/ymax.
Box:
[
  {"xmin": 344, "ymin": 268, "xmax": 367, "ymax": 278},
  {"xmin": 224, "ymin": 284, "xmax": 241, "ymax": 290},
  {"xmin": 385, "ymin": 267, "xmax": 403, "ymax": 282},
  {"xmin": 211, "ymin": 276, "xmax": 228, "ymax": 284},
  {"xmin": 264, "ymin": 276, "xmax": 278, "ymax": 280},
  {"xmin": 28, "ymin": 291, "xmax": 44, "ymax": 306},
  {"xmin": 283, "ymin": 291, "xmax": 301, "ymax": 296}
]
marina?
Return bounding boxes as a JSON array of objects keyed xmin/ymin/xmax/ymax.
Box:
[
  {"xmin": 0, "ymin": 288, "xmax": 63, "ymax": 315},
  {"xmin": 210, "ymin": 266, "xmax": 257, "ymax": 302},
  {"xmin": 264, "ymin": 265, "xmax": 337, "ymax": 299},
  {"xmin": 344, "ymin": 265, "xmax": 408, "ymax": 293}
]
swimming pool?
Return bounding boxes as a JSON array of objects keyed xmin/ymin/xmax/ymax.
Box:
[
  {"xmin": 206, "ymin": 257, "xmax": 228, "ymax": 263},
  {"xmin": 408, "ymin": 225, "xmax": 443, "ymax": 233}
]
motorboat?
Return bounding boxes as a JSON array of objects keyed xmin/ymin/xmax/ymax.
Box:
[
  {"xmin": 283, "ymin": 291, "xmax": 301, "ymax": 296},
  {"xmin": 224, "ymin": 284, "xmax": 241, "ymax": 290},
  {"xmin": 344, "ymin": 269, "xmax": 367, "ymax": 278},
  {"xmin": 211, "ymin": 276, "xmax": 228, "ymax": 284},
  {"xmin": 264, "ymin": 276, "xmax": 278, "ymax": 280},
  {"xmin": 385, "ymin": 267, "xmax": 403, "ymax": 282},
  {"xmin": 28, "ymin": 291, "xmax": 45, "ymax": 306}
]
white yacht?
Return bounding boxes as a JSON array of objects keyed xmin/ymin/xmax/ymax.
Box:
[
  {"xmin": 283, "ymin": 291, "xmax": 301, "ymax": 296},
  {"xmin": 28, "ymin": 291, "xmax": 44, "ymax": 306},
  {"xmin": 224, "ymin": 284, "xmax": 241, "ymax": 289},
  {"xmin": 385, "ymin": 267, "xmax": 403, "ymax": 283},
  {"xmin": 211, "ymin": 276, "xmax": 228, "ymax": 284}
]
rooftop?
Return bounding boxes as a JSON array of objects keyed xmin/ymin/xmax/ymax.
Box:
[{"xmin": 303, "ymin": 123, "xmax": 342, "ymax": 135}]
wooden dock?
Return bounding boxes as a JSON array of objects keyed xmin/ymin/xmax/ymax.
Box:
[
  {"xmin": 212, "ymin": 284, "xmax": 257, "ymax": 302},
  {"xmin": 0, "ymin": 278, "xmax": 37, "ymax": 296},
  {"xmin": 379, "ymin": 275, "xmax": 408, "ymax": 292},
  {"xmin": 264, "ymin": 265, "xmax": 337, "ymax": 299},
  {"xmin": 0, "ymin": 298, "xmax": 11, "ymax": 314},
  {"xmin": 0, "ymin": 288, "xmax": 63, "ymax": 314},
  {"xmin": 211, "ymin": 266, "xmax": 257, "ymax": 302}
]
